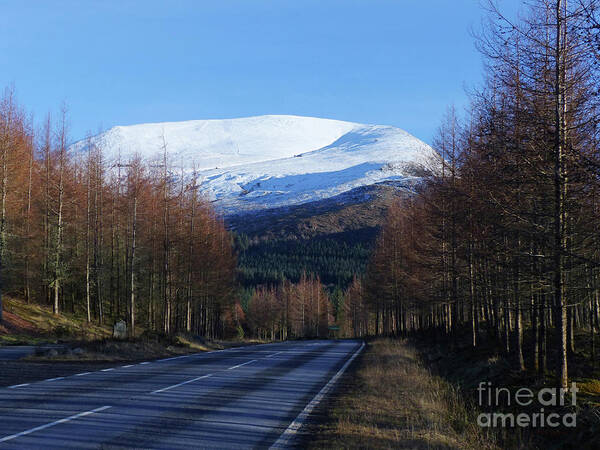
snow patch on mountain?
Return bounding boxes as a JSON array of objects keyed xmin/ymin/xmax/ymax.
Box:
[{"xmin": 70, "ymin": 115, "xmax": 438, "ymax": 214}]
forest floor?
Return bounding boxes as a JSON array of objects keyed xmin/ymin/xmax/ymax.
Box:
[{"xmin": 306, "ymin": 338, "xmax": 498, "ymax": 449}]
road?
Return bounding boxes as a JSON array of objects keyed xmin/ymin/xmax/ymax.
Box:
[
  {"xmin": 0, "ymin": 345, "xmax": 65, "ymax": 361},
  {"xmin": 0, "ymin": 339, "xmax": 363, "ymax": 449},
  {"xmin": 0, "ymin": 346, "xmax": 37, "ymax": 361}
]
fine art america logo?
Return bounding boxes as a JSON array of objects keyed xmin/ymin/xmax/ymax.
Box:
[{"xmin": 477, "ymin": 382, "xmax": 578, "ymax": 428}]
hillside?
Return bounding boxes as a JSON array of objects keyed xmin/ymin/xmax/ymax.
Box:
[{"xmin": 232, "ymin": 183, "xmax": 411, "ymax": 287}]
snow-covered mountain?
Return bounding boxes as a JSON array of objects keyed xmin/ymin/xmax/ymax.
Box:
[{"xmin": 70, "ymin": 115, "xmax": 437, "ymax": 214}]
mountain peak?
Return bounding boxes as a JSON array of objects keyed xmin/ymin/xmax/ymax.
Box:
[{"xmin": 70, "ymin": 115, "xmax": 437, "ymax": 214}]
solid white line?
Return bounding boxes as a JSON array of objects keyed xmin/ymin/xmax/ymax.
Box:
[
  {"xmin": 101, "ymin": 368, "xmax": 114, "ymax": 372},
  {"xmin": 265, "ymin": 352, "xmax": 282, "ymax": 358},
  {"xmin": 270, "ymin": 342, "xmax": 365, "ymax": 449},
  {"xmin": 8, "ymin": 383, "xmax": 30, "ymax": 389},
  {"xmin": 152, "ymin": 374, "xmax": 212, "ymax": 394},
  {"xmin": 0, "ymin": 405, "xmax": 112, "ymax": 443},
  {"xmin": 74, "ymin": 372, "xmax": 91, "ymax": 377},
  {"xmin": 45, "ymin": 377, "xmax": 65, "ymax": 382},
  {"xmin": 227, "ymin": 359, "xmax": 257, "ymax": 370},
  {"xmin": 121, "ymin": 364, "xmax": 134, "ymax": 368}
]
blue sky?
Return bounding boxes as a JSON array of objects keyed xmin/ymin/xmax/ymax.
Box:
[{"xmin": 0, "ymin": 0, "xmax": 522, "ymax": 145}]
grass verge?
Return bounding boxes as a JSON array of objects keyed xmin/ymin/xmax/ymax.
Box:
[{"xmin": 307, "ymin": 339, "xmax": 498, "ymax": 449}]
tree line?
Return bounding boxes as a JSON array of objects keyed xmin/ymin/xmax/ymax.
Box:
[
  {"xmin": 244, "ymin": 272, "xmax": 333, "ymax": 340},
  {"xmin": 338, "ymin": 0, "xmax": 600, "ymax": 390},
  {"xmin": 0, "ymin": 89, "xmax": 237, "ymax": 338}
]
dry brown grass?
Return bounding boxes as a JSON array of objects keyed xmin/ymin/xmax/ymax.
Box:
[
  {"xmin": 579, "ymin": 379, "xmax": 600, "ymax": 398},
  {"xmin": 308, "ymin": 339, "xmax": 498, "ymax": 449},
  {"xmin": 0, "ymin": 297, "xmax": 111, "ymax": 345}
]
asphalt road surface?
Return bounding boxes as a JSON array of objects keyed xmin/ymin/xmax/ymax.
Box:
[
  {"xmin": 0, "ymin": 345, "xmax": 65, "ymax": 361},
  {"xmin": 0, "ymin": 339, "xmax": 363, "ymax": 449},
  {"xmin": 0, "ymin": 347, "xmax": 37, "ymax": 361}
]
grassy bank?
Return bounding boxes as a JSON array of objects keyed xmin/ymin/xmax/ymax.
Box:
[
  {"xmin": 414, "ymin": 328, "xmax": 600, "ymax": 449},
  {"xmin": 0, "ymin": 297, "xmax": 111, "ymax": 345},
  {"xmin": 308, "ymin": 339, "xmax": 498, "ymax": 449}
]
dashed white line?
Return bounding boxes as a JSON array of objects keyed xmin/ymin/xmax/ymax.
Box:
[
  {"xmin": 121, "ymin": 364, "xmax": 134, "ymax": 368},
  {"xmin": 101, "ymin": 368, "xmax": 115, "ymax": 372},
  {"xmin": 152, "ymin": 374, "xmax": 212, "ymax": 394},
  {"xmin": 139, "ymin": 362, "xmax": 150, "ymax": 365},
  {"xmin": 158, "ymin": 355, "xmax": 189, "ymax": 362},
  {"xmin": 227, "ymin": 360, "xmax": 257, "ymax": 370},
  {"xmin": 74, "ymin": 372, "xmax": 91, "ymax": 377},
  {"xmin": 7, "ymin": 383, "xmax": 30, "ymax": 389},
  {"xmin": 0, "ymin": 405, "xmax": 112, "ymax": 443},
  {"xmin": 265, "ymin": 352, "xmax": 282, "ymax": 358},
  {"xmin": 45, "ymin": 377, "xmax": 65, "ymax": 382}
]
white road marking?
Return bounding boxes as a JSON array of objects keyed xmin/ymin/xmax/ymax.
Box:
[
  {"xmin": 265, "ymin": 352, "xmax": 282, "ymax": 358},
  {"xmin": 101, "ymin": 368, "xmax": 114, "ymax": 372},
  {"xmin": 227, "ymin": 359, "xmax": 257, "ymax": 370},
  {"xmin": 45, "ymin": 377, "xmax": 65, "ymax": 382},
  {"xmin": 158, "ymin": 355, "xmax": 189, "ymax": 362},
  {"xmin": 152, "ymin": 374, "xmax": 212, "ymax": 394},
  {"xmin": 8, "ymin": 383, "xmax": 30, "ymax": 389},
  {"xmin": 121, "ymin": 364, "xmax": 134, "ymax": 368},
  {"xmin": 270, "ymin": 342, "xmax": 365, "ymax": 449},
  {"xmin": 139, "ymin": 362, "xmax": 150, "ymax": 365},
  {"xmin": 74, "ymin": 372, "xmax": 91, "ymax": 377},
  {"xmin": 0, "ymin": 405, "xmax": 112, "ymax": 443}
]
